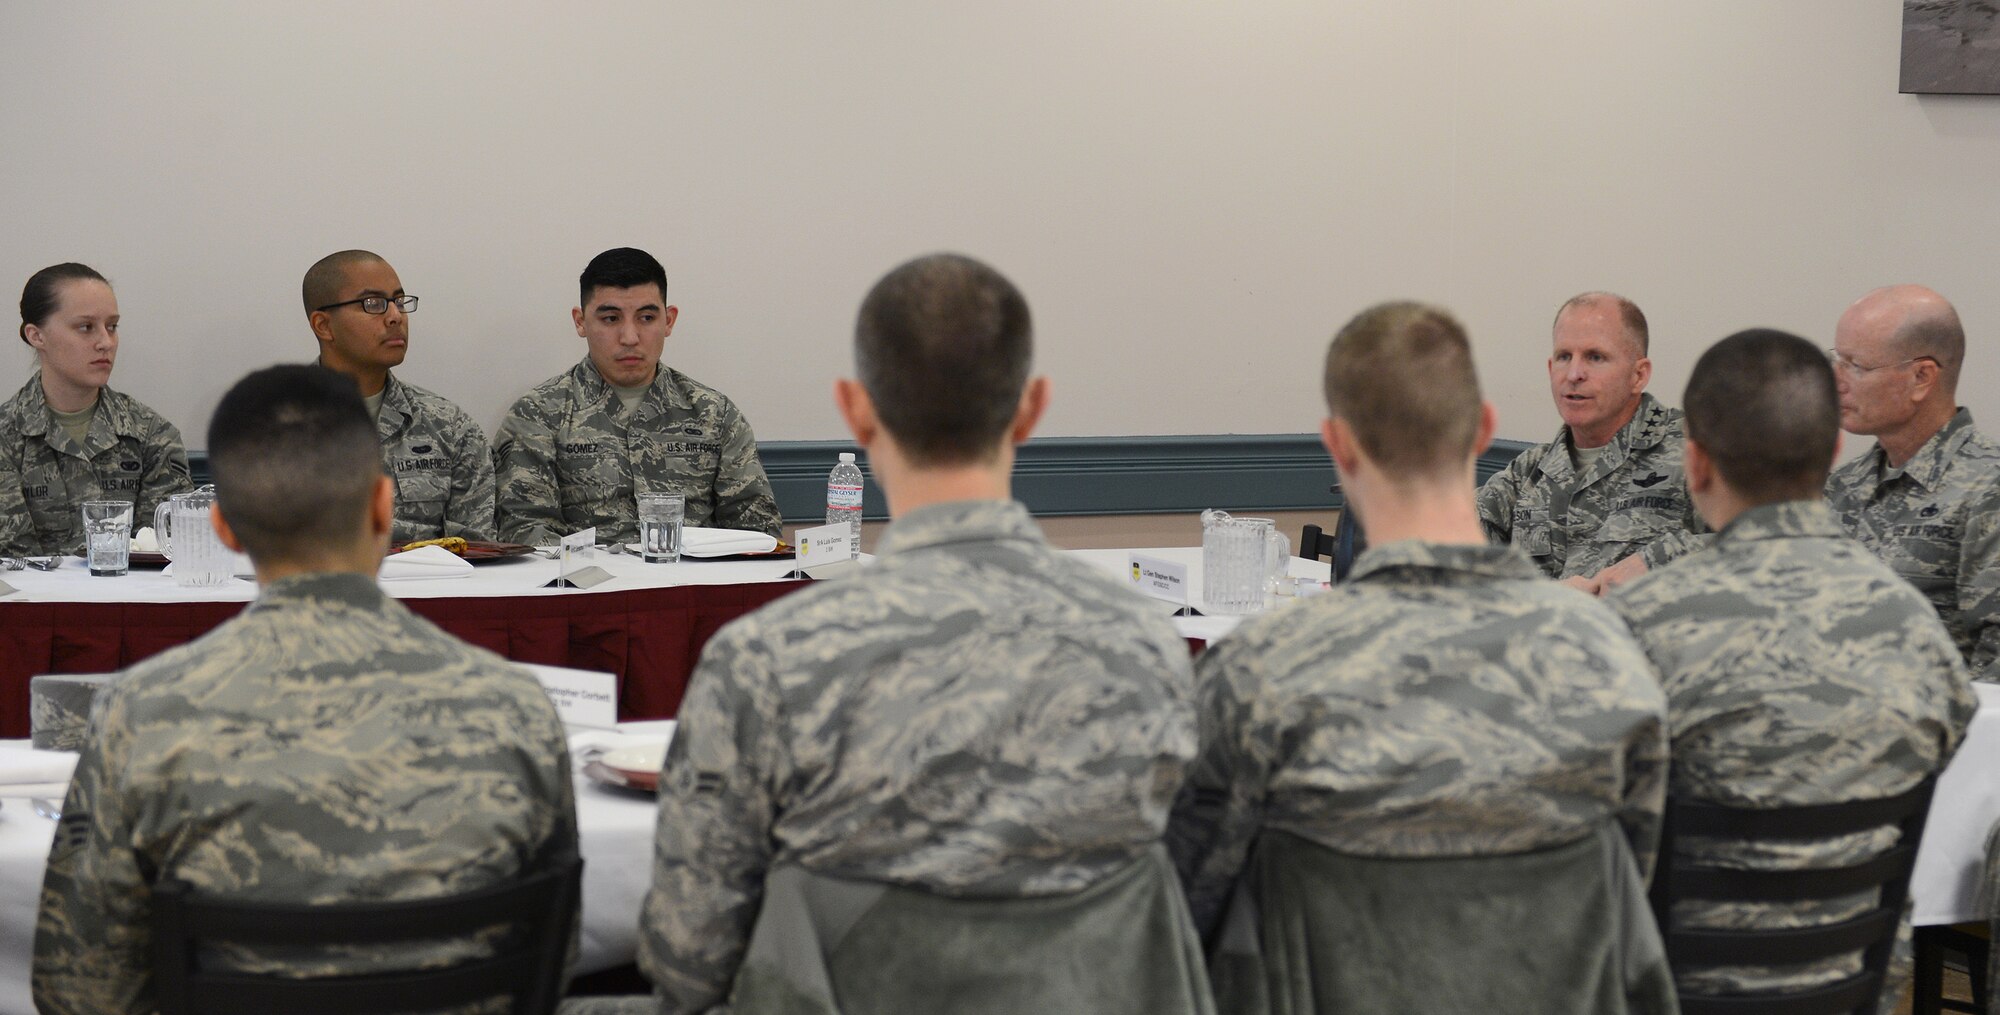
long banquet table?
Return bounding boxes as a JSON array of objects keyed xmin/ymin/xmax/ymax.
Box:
[
  {"xmin": 0, "ymin": 551, "xmax": 815, "ymax": 739},
  {"xmin": 0, "ymin": 546, "xmax": 1281, "ymax": 740}
]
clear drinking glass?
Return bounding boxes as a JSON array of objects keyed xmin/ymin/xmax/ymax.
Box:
[
  {"xmin": 82, "ymin": 500, "xmax": 133, "ymax": 577},
  {"xmin": 637, "ymin": 492, "xmax": 684, "ymax": 563}
]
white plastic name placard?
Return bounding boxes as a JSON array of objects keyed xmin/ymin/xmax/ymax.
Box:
[
  {"xmin": 794, "ymin": 522, "xmax": 852, "ymax": 570},
  {"xmin": 550, "ymin": 528, "xmax": 613, "ymax": 589},
  {"xmin": 1128, "ymin": 553, "xmax": 1189, "ymax": 606},
  {"xmin": 526, "ymin": 663, "xmax": 618, "ymax": 729}
]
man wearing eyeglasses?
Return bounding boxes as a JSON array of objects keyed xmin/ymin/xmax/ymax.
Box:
[
  {"xmin": 1825, "ymin": 284, "xmax": 2000, "ymax": 681},
  {"xmin": 302, "ymin": 250, "xmax": 496, "ymax": 543}
]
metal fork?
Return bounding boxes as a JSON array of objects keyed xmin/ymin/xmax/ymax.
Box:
[
  {"xmin": 31, "ymin": 798, "xmax": 60, "ymax": 821},
  {"xmin": 22, "ymin": 557, "xmax": 59, "ymax": 571}
]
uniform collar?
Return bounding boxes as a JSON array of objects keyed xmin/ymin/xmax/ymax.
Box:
[
  {"xmin": 376, "ymin": 371, "xmax": 412, "ymax": 434},
  {"xmin": 1866, "ymin": 408, "xmax": 1976, "ymax": 494},
  {"xmin": 251, "ymin": 571, "xmax": 391, "ymax": 613},
  {"xmin": 13, "ymin": 372, "xmax": 137, "ymax": 452},
  {"xmin": 571, "ymin": 357, "xmax": 695, "ymax": 413},
  {"xmin": 1713, "ymin": 499, "xmax": 1844, "ymax": 546},
  {"xmin": 1540, "ymin": 392, "xmax": 1673, "ymax": 482},
  {"xmin": 875, "ymin": 499, "xmax": 1044, "ymax": 558},
  {"xmin": 1346, "ymin": 539, "xmax": 1546, "ymax": 584}
]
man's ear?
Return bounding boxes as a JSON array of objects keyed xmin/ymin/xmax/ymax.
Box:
[
  {"xmin": 834, "ymin": 379, "xmax": 878, "ymax": 449},
  {"xmin": 368, "ymin": 475, "xmax": 395, "ymax": 539},
  {"xmin": 1910, "ymin": 358, "xmax": 1941, "ymax": 404},
  {"xmin": 1473, "ymin": 401, "xmax": 1498, "ymax": 456},
  {"xmin": 1684, "ymin": 437, "xmax": 1715, "ymax": 495},
  {"xmin": 660, "ymin": 305, "xmax": 679, "ymax": 337},
  {"xmin": 1632, "ymin": 355, "xmax": 1653, "ymax": 395},
  {"xmin": 210, "ymin": 503, "xmax": 243, "ymax": 553},
  {"xmin": 1319, "ymin": 416, "xmax": 1362, "ymax": 475},
  {"xmin": 571, "ymin": 306, "xmax": 587, "ymax": 338},
  {"xmin": 1008, "ymin": 377, "xmax": 1050, "ymax": 446},
  {"xmin": 308, "ymin": 311, "xmax": 334, "ymax": 344}
]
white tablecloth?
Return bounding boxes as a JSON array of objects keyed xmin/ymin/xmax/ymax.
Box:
[{"xmin": 0, "ymin": 548, "xmax": 805, "ymax": 604}]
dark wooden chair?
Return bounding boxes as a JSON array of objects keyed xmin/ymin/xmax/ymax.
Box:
[
  {"xmin": 1648, "ymin": 779, "xmax": 1936, "ymax": 1015},
  {"xmin": 1912, "ymin": 922, "xmax": 1989, "ymax": 1013},
  {"xmin": 150, "ymin": 848, "xmax": 581, "ymax": 1015},
  {"xmin": 1300, "ymin": 509, "xmax": 1365, "ymax": 582}
]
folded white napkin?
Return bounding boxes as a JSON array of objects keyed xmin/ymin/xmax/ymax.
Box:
[
  {"xmin": 378, "ymin": 544, "xmax": 475, "ymax": 581},
  {"xmin": 0, "ymin": 748, "xmax": 78, "ymax": 788},
  {"xmin": 681, "ymin": 527, "xmax": 780, "ymax": 558}
]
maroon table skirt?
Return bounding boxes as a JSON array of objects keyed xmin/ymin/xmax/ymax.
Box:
[{"xmin": 0, "ymin": 580, "xmax": 812, "ymax": 739}]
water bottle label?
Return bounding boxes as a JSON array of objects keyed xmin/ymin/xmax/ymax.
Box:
[{"xmin": 827, "ymin": 485, "xmax": 863, "ymax": 510}]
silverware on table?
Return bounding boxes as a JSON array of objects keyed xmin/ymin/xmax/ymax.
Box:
[
  {"xmin": 30, "ymin": 798, "xmax": 60, "ymax": 821},
  {"xmin": 22, "ymin": 557, "xmax": 59, "ymax": 571}
]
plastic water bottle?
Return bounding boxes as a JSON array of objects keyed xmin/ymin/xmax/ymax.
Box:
[{"xmin": 826, "ymin": 453, "xmax": 864, "ymax": 560}]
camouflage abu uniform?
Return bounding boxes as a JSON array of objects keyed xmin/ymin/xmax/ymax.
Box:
[
  {"xmin": 492, "ymin": 358, "xmax": 781, "ymax": 545},
  {"xmin": 639, "ymin": 500, "xmax": 1197, "ymax": 1013},
  {"xmin": 1168, "ymin": 540, "xmax": 1670, "ymax": 937},
  {"xmin": 33, "ymin": 572, "xmax": 577, "ymax": 1015},
  {"xmin": 0, "ymin": 373, "xmax": 191, "ymax": 556},
  {"xmin": 1478, "ymin": 392, "xmax": 1707, "ymax": 578},
  {"xmin": 1610, "ymin": 500, "xmax": 1973, "ymax": 1000},
  {"xmin": 371, "ymin": 371, "xmax": 497, "ymax": 544},
  {"xmin": 1825, "ymin": 408, "xmax": 2000, "ymax": 682}
]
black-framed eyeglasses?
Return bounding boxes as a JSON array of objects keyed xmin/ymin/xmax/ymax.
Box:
[{"xmin": 315, "ymin": 294, "xmax": 419, "ymax": 315}]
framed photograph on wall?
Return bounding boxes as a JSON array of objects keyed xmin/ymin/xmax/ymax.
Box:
[{"xmin": 1903, "ymin": 1, "xmax": 2000, "ymax": 93}]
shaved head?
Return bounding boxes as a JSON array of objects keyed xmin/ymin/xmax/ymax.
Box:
[
  {"xmin": 1840, "ymin": 284, "xmax": 1964, "ymax": 392},
  {"xmin": 1684, "ymin": 329, "xmax": 1839, "ymax": 504},
  {"xmin": 302, "ymin": 250, "xmax": 388, "ymax": 315}
]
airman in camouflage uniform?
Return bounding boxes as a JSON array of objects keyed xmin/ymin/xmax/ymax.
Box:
[
  {"xmin": 372, "ymin": 371, "xmax": 498, "ymax": 543},
  {"xmin": 1826, "ymin": 409, "xmax": 2000, "ymax": 681},
  {"xmin": 1612, "ymin": 500, "xmax": 1972, "ymax": 997},
  {"xmin": 1478, "ymin": 392, "xmax": 1706, "ymax": 579},
  {"xmin": 0, "ymin": 373, "xmax": 191, "ymax": 556},
  {"xmin": 1609, "ymin": 327, "xmax": 1974, "ymax": 1008},
  {"xmin": 492, "ymin": 358, "xmax": 780, "ymax": 545},
  {"xmin": 1169, "ymin": 539, "xmax": 1670, "ymax": 934},
  {"xmin": 32, "ymin": 573, "xmax": 577, "ymax": 1015},
  {"xmin": 640, "ymin": 499, "xmax": 1196, "ymax": 1011},
  {"xmin": 33, "ymin": 364, "xmax": 575, "ymax": 1015},
  {"xmin": 638, "ymin": 254, "xmax": 1198, "ymax": 1015},
  {"xmin": 1479, "ymin": 293, "xmax": 1706, "ymax": 588},
  {"xmin": 1823, "ymin": 285, "xmax": 2000, "ymax": 681},
  {"xmin": 302, "ymin": 250, "xmax": 495, "ymax": 543}
]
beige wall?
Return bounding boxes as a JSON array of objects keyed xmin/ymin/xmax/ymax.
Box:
[{"xmin": 5, "ymin": 2, "xmax": 1995, "ymax": 459}]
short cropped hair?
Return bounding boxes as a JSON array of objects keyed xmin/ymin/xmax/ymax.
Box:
[
  {"xmin": 1323, "ymin": 301, "xmax": 1483, "ymax": 473},
  {"xmin": 1894, "ymin": 301, "xmax": 1966, "ymax": 391},
  {"xmin": 1683, "ymin": 329, "xmax": 1838, "ymax": 504},
  {"xmin": 19, "ymin": 262, "xmax": 108, "ymax": 346},
  {"xmin": 207, "ymin": 365, "xmax": 383, "ymax": 563},
  {"xmin": 1554, "ymin": 291, "xmax": 1649, "ymax": 356},
  {"xmin": 855, "ymin": 253, "xmax": 1032, "ymax": 467},
  {"xmin": 579, "ymin": 248, "xmax": 669, "ymax": 308},
  {"xmin": 302, "ymin": 250, "xmax": 385, "ymax": 314}
]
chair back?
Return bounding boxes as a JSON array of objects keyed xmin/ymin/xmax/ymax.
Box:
[
  {"xmin": 1208, "ymin": 825, "xmax": 1676, "ymax": 1015},
  {"xmin": 1299, "ymin": 509, "xmax": 1366, "ymax": 582},
  {"xmin": 731, "ymin": 844, "xmax": 1214, "ymax": 1015},
  {"xmin": 1648, "ymin": 778, "xmax": 1936, "ymax": 1015},
  {"xmin": 150, "ymin": 848, "xmax": 581, "ymax": 1015}
]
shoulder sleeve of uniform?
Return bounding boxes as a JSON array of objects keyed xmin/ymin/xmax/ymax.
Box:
[
  {"xmin": 638, "ymin": 621, "xmax": 785, "ymax": 1012},
  {"xmin": 709, "ymin": 400, "xmax": 783, "ymax": 537},
  {"xmin": 132, "ymin": 415, "xmax": 193, "ymax": 533},
  {"xmin": 1168, "ymin": 629, "xmax": 1279, "ymax": 940},
  {"xmin": 33, "ymin": 684, "xmax": 153, "ymax": 1015},
  {"xmin": 492, "ymin": 390, "xmax": 564, "ymax": 546},
  {"xmin": 1477, "ymin": 443, "xmax": 1541, "ymax": 542}
]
